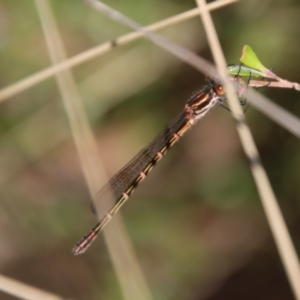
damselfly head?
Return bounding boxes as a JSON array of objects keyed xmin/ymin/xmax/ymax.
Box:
[
  {"xmin": 213, "ymin": 82, "xmax": 225, "ymax": 96},
  {"xmin": 206, "ymin": 77, "xmax": 225, "ymax": 97}
]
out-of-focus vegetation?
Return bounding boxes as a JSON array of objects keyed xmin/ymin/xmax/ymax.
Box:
[{"xmin": 0, "ymin": 1, "xmax": 300, "ymax": 300}]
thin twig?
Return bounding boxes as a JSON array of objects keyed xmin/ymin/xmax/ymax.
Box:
[
  {"xmin": 195, "ymin": 1, "xmax": 300, "ymax": 299},
  {"xmin": 0, "ymin": 0, "xmax": 237, "ymax": 103},
  {"xmin": 0, "ymin": 274, "xmax": 67, "ymax": 300},
  {"xmin": 35, "ymin": 1, "xmax": 153, "ymax": 300}
]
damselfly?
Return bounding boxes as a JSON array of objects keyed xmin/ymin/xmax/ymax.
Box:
[{"xmin": 72, "ymin": 78, "xmax": 226, "ymax": 255}]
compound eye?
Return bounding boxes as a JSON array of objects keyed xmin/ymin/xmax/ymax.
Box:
[{"xmin": 215, "ymin": 84, "xmax": 225, "ymax": 95}]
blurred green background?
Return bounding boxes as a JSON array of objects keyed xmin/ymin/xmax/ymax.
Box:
[{"xmin": 0, "ymin": 0, "xmax": 300, "ymax": 299}]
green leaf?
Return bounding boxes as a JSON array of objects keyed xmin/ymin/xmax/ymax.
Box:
[
  {"xmin": 240, "ymin": 45, "xmax": 267, "ymax": 71},
  {"xmin": 239, "ymin": 45, "xmax": 276, "ymax": 79},
  {"xmin": 227, "ymin": 65, "xmax": 266, "ymax": 78}
]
